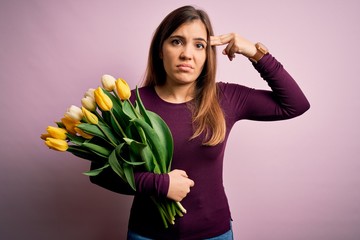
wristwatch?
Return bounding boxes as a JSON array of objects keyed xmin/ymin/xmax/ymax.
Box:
[{"xmin": 249, "ymin": 42, "xmax": 269, "ymax": 63}]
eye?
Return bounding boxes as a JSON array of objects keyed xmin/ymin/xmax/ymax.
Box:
[
  {"xmin": 171, "ymin": 39, "xmax": 182, "ymax": 46},
  {"xmin": 196, "ymin": 43, "xmax": 205, "ymax": 49}
]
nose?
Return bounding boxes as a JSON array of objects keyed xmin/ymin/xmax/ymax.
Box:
[{"xmin": 180, "ymin": 45, "xmax": 193, "ymax": 60}]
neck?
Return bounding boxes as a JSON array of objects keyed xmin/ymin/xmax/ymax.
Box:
[{"xmin": 155, "ymin": 82, "xmax": 196, "ymax": 103}]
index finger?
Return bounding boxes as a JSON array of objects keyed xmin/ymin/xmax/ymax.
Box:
[{"xmin": 210, "ymin": 33, "xmax": 233, "ymax": 46}]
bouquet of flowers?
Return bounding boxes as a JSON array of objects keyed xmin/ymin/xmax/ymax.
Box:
[{"xmin": 40, "ymin": 74, "xmax": 185, "ymax": 228}]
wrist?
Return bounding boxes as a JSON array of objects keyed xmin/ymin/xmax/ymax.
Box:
[{"xmin": 249, "ymin": 42, "xmax": 269, "ymax": 63}]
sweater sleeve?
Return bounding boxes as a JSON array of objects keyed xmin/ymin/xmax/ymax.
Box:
[
  {"xmin": 89, "ymin": 162, "xmax": 170, "ymax": 198},
  {"xmin": 240, "ymin": 54, "xmax": 310, "ymax": 121}
]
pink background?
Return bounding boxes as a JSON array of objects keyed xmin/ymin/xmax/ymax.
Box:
[{"xmin": 1, "ymin": 0, "xmax": 359, "ymax": 239}]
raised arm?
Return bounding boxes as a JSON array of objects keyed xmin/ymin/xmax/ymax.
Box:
[{"xmin": 212, "ymin": 33, "xmax": 310, "ymax": 120}]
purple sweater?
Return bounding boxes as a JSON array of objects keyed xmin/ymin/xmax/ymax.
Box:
[{"xmin": 90, "ymin": 54, "xmax": 310, "ymax": 239}]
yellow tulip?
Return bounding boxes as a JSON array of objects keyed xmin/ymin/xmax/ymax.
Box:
[
  {"xmin": 74, "ymin": 127, "xmax": 93, "ymax": 139},
  {"xmin": 101, "ymin": 74, "xmax": 116, "ymax": 91},
  {"xmin": 115, "ymin": 78, "xmax": 131, "ymax": 100},
  {"xmin": 45, "ymin": 138, "xmax": 68, "ymax": 151},
  {"xmin": 81, "ymin": 96, "xmax": 96, "ymax": 111},
  {"xmin": 47, "ymin": 126, "xmax": 68, "ymax": 140},
  {"xmin": 40, "ymin": 133, "xmax": 51, "ymax": 140},
  {"xmin": 82, "ymin": 107, "xmax": 98, "ymax": 124},
  {"xmin": 61, "ymin": 116, "xmax": 79, "ymax": 135},
  {"xmin": 64, "ymin": 105, "xmax": 83, "ymax": 122},
  {"xmin": 94, "ymin": 87, "xmax": 113, "ymax": 111}
]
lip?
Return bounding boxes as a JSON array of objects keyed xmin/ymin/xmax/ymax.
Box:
[{"xmin": 176, "ymin": 64, "xmax": 193, "ymax": 72}]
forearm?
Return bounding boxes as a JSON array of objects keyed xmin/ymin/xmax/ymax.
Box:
[
  {"xmin": 244, "ymin": 54, "xmax": 310, "ymax": 120},
  {"xmin": 89, "ymin": 162, "xmax": 169, "ymax": 197},
  {"xmin": 258, "ymin": 54, "xmax": 309, "ymax": 116}
]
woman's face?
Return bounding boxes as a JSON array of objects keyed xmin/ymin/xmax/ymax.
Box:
[{"xmin": 161, "ymin": 20, "xmax": 207, "ymax": 87}]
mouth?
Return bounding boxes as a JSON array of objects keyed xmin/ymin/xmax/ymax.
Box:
[{"xmin": 176, "ymin": 64, "xmax": 193, "ymax": 72}]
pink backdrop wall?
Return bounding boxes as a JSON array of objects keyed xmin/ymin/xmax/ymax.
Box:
[{"xmin": 1, "ymin": 0, "xmax": 359, "ymax": 239}]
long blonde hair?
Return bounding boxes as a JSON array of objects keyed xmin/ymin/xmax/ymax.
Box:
[{"xmin": 142, "ymin": 5, "xmax": 225, "ymax": 146}]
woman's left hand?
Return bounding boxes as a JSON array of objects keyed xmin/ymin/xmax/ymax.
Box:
[{"xmin": 210, "ymin": 33, "xmax": 257, "ymax": 61}]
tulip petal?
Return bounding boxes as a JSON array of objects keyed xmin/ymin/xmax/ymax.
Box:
[
  {"xmin": 94, "ymin": 87, "xmax": 113, "ymax": 111},
  {"xmin": 45, "ymin": 138, "xmax": 68, "ymax": 151}
]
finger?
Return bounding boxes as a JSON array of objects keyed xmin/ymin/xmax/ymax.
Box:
[
  {"xmin": 179, "ymin": 170, "xmax": 188, "ymax": 178},
  {"xmin": 223, "ymin": 41, "xmax": 236, "ymax": 61},
  {"xmin": 210, "ymin": 33, "xmax": 234, "ymax": 46},
  {"xmin": 173, "ymin": 169, "xmax": 187, "ymax": 177},
  {"xmin": 210, "ymin": 36, "xmax": 222, "ymax": 46},
  {"xmin": 224, "ymin": 40, "xmax": 234, "ymax": 55},
  {"xmin": 189, "ymin": 179, "xmax": 195, "ymax": 187}
]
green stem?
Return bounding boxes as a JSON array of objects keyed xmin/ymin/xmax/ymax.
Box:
[
  {"xmin": 109, "ymin": 110, "xmax": 127, "ymax": 138},
  {"xmin": 176, "ymin": 201, "xmax": 187, "ymax": 214},
  {"xmin": 151, "ymin": 197, "xmax": 169, "ymax": 228},
  {"xmin": 126, "ymin": 99, "xmax": 142, "ymax": 119}
]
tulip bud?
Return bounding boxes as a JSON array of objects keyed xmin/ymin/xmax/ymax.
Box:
[
  {"xmin": 81, "ymin": 96, "xmax": 96, "ymax": 112},
  {"xmin": 61, "ymin": 116, "xmax": 79, "ymax": 135},
  {"xmin": 84, "ymin": 88, "xmax": 95, "ymax": 99},
  {"xmin": 101, "ymin": 74, "xmax": 116, "ymax": 91},
  {"xmin": 82, "ymin": 107, "xmax": 98, "ymax": 124},
  {"xmin": 64, "ymin": 105, "xmax": 83, "ymax": 122},
  {"xmin": 74, "ymin": 127, "xmax": 93, "ymax": 139},
  {"xmin": 45, "ymin": 138, "xmax": 68, "ymax": 151},
  {"xmin": 115, "ymin": 78, "xmax": 131, "ymax": 100},
  {"xmin": 40, "ymin": 133, "xmax": 52, "ymax": 140},
  {"xmin": 94, "ymin": 87, "xmax": 113, "ymax": 111},
  {"xmin": 47, "ymin": 126, "xmax": 68, "ymax": 140}
]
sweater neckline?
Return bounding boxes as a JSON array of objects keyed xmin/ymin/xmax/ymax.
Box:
[{"xmin": 150, "ymin": 86, "xmax": 194, "ymax": 106}]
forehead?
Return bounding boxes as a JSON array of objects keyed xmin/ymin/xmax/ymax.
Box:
[{"xmin": 170, "ymin": 20, "xmax": 207, "ymax": 39}]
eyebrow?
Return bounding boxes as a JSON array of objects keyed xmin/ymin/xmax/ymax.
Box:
[{"xmin": 169, "ymin": 35, "xmax": 207, "ymax": 44}]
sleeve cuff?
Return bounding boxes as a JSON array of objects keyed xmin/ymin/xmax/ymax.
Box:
[{"xmin": 134, "ymin": 172, "xmax": 170, "ymax": 198}]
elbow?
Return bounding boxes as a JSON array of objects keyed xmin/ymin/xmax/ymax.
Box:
[
  {"xmin": 289, "ymin": 99, "xmax": 311, "ymax": 118},
  {"xmin": 299, "ymin": 98, "xmax": 311, "ymax": 116}
]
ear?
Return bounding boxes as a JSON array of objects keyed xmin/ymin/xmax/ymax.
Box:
[{"xmin": 159, "ymin": 50, "xmax": 163, "ymax": 59}]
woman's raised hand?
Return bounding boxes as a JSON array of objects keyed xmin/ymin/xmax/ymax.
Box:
[{"xmin": 210, "ymin": 33, "xmax": 257, "ymax": 61}]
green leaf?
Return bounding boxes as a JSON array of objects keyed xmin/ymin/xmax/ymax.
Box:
[
  {"xmin": 122, "ymin": 100, "xmax": 139, "ymax": 120},
  {"xmin": 83, "ymin": 163, "xmax": 109, "ymax": 176},
  {"xmin": 108, "ymin": 144, "xmax": 126, "ymax": 181},
  {"xmin": 135, "ymin": 86, "xmax": 152, "ymax": 126},
  {"xmin": 124, "ymin": 135, "xmax": 161, "ymax": 173},
  {"xmin": 123, "ymin": 164, "xmax": 136, "ymax": 191},
  {"xmin": 77, "ymin": 122, "xmax": 119, "ymax": 146},
  {"xmin": 56, "ymin": 121, "xmax": 65, "ymax": 128},
  {"xmin": 123, "ymin": 137, "xmax": 146, "ymax": 152},
  {"xmin": 131, "ymin": 118, "xmax": 167, "ymax": 173},
  {"xmin": 97, "ymin": 121, "xmax": 121, "ymax": 144},
  {"xmin": 67, "ymin": 145, "xmax": 106, "ymax": 162},
  {"xmin": 77, "ymin": 123, "xmax": 106, "ymax": 139},
  {"xmin": 66, "ymin": 133, "xmax": 87, "ymax": 145},
  {"xmin": 82, "ymin": 142, "xmax": 112, "ymax": 158},
  {"xmin": 120, "ymin": 156, "xmax": 145, "ymax": 166},
  {"xmin": 146, "ymin": 111, "xmax": 174, "ymax": 172}
]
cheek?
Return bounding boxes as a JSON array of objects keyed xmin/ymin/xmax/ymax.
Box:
[{"xmin": 197, "ymin": 52, "xmax": 207, "ymax": 69}]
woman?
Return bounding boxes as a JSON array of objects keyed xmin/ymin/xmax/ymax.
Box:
[{"xmin": 90, "ymin": 5, "xmax": 310, "ymax": 240}]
